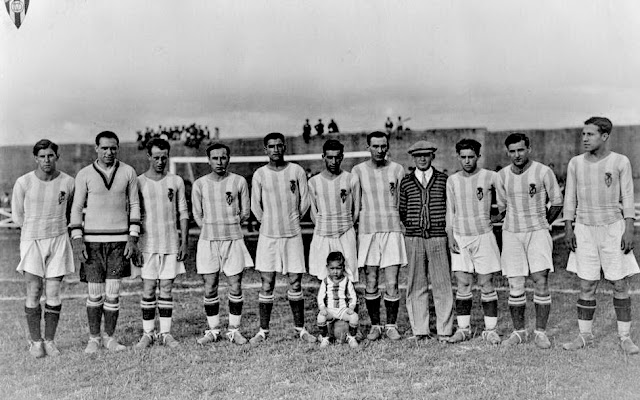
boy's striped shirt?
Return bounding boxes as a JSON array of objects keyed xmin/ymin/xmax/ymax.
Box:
[
  {"xmin": 317, "ymin": 276, "xmax": 357, "ymax": 310},
  {"xmin": 495, "ymin": 161, "xmax": 562, "ymax": 233},
  {"xmin": 446, "ymin": 169, "xmax": 496, "ymax": 236},
  {"xmin": 138, "ymin": 173, "xmax": 188, "ymax": 254},
  {"xmin": 251, "ymin": 163, "xmax": 310, "ymax": 238},
  {"xmin": 70, "ymin": 160, "xmax": 141, "ymax": 242},
  {"xmin": 308, "ymin": 171, "xmax": 360, "ymax": 237},
  {"xmin": 12, "ymin": 171, "xmax": 75, "ymax": 241},
  {"xmin": 352, "ymin": 161, "xmax": 405, "ymax": 234},
  {"xmin": 564, "ymin": 152, "xmax": 635, "ymax": 225},
  {"xmin": 192, "ymin": 173, "xmax": 249, "ymax": 241}
]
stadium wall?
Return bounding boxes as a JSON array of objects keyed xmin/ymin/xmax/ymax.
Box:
[{"xmin": 1, "ymin": 125, "xmax": 638, "ymax": 195}]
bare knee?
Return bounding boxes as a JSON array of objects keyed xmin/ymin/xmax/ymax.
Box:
[
  {"xmin": 158, "ymin": 280, "xmax": 173, "ymax": 298},
  {"xmin": 531, "ymin": 272, "xmax": 549, "ymax": 296},
  {"xmin": 261, "ymin": 272, "xmax": 276, "ymax": 295},
  {"xmin": 203, "ymin": 274, "xmax": 219, "ymax": 298},
  {"xmin": 365, "ymin": 266, "xmax": 379, "ymax": 293},
  {"xmin": 477, "ymin": 273, "xmax": 495, "ymax": 294},
  {"xmin": 613, "ymin": 279, "xmax": 629, "ymax": 299},
  {"xmin": 288, "ymin": 273, "xmax": 302, "ymax": 293},
  {"xmin": 228, "ymin": 273, "xmax": 243, "ymax": 296},
  {"xmin": 455, "ymin": 272, "xmax": 473, "ymax": 294},
  {"xmin": 508, "ymin": 276, "xmax": 526, "ymax": 296},
  {"xmin": 25, "ymin": 275, "xmax": 43, "ymax": 308},
  {"xmin": 44, "ymin": 278, "xmax": 62, "ymax": 306},
  {"xmin": 142, "ymin": 279, "xmax": 158, "ymax": 298}
]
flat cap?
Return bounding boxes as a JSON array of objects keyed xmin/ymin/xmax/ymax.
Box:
[{"xmin": 407, "ymin": 140, "xmax": 437, "ymax": 154}]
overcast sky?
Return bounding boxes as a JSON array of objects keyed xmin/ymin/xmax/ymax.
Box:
[{"xmin": 1, "ymin": 0, "xmax": 639, "ymax": 145}]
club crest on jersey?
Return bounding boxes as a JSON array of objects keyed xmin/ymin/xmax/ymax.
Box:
[
  {"xmin": 225, "ymin": 191, "xmax": 233, "ymax": 205},
  {"xmin": 340, "ymin": 189, "xmax": 348, "ymax": 203},
  {"xmin": 604, "ymin": 172, "xmax": 612, "ymax": 187},
  {"xmin": 289, "ymin": 180, "xmax": 297, "ymax": 194},
  {"xmin": 389, "ymin": 182, "xmax": 396, "ymax": 196},
  {"xmin": 529, "ymin": 183, "xmax": 537, "ymax": 197},
  {"xmin": 476, "ymin": 187, "xmax": 484, "ymax": 201},
  {"xmin": 58, "ymin": 191, "xmax": 66, "ymax": 205},
  {"xmin": 167, "ymin": 188, "xmax": 174, "ymax": 202},
  {"xmin": 5, "ymin": 0, "xmax": 29, "ymax": 29}
]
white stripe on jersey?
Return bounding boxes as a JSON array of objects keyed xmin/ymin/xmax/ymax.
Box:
[
  {"xmin": 495, "ymin": 161, "xmax": 563, "ymax": 233},
  {"xmin": 251, "ymin": 163, "xmax": 310, "ymax": 238},
  {"xmin": 564, "ymin": 152, "xmax": 635, "ymax": 225},
  {"xmin": 446, "ymin": 169, "xmax": 496, "ymax": 236},
  {"xmin": 317, "ymin": 277, "xmax": 357, "ymax": 310},
  {"xmin": 138, "ymin": 173, "xmax": 188, "ymax": 254},
  {"xmin": 192, "ymin": 173, "xmax": 249, "ymax": 241},
  {"xmin": 352, "ymin": 161, "xmax": 405, "ymax": 234},
  {"xmin": 12, "ymin": 171, "xmax": 75, "ymax": 241},
  {"xmin": 308, "ymin": 171, "xmax": 360, "ymax": 237}
]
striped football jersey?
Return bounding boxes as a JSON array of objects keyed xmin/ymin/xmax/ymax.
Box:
[
  {"xmin": 317, "ymin": 276, "xmax": 357, "ymax": 310},
  {"xmin": 308, "ymin": 171, "xmax": 360, "ymax": 237},
  {"xmin": 352, "ymin": 161, "xmax": 405, "ymax": 234},
  {"xmin": 138, "ymin": 173, "xmax": 189, "ymax": 254},
  {"xmin": 495, "ymin": 161, "xmax": 563, "ymax": 233},
  {"xmin": 12, "ymin": 171, "xmax": 75, "ymax": 241},
  {"xmin": 564, "ymin": 152, "xmax": 635, "ymax": 225},
  {"xmin": 251, "ymin": 163, "xmax": 310, "ymax": 238},
  {"xmin": 192, "ymin": 173, "xmax": 250, "ymax": 241},
  {"xmin": 446, "ymin": 169, "xmax": 496, "ymax": 236}
]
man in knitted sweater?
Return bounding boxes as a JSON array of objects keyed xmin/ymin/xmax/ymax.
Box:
[{"xmin": 399, "ymin": 140, "xmax": 453, "ymax": 341}]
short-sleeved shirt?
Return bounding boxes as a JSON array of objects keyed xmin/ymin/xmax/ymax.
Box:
[
  {"xmin": 308, "ymin": 171, "xmax": 360, "ymax": 237},
  {"xmin": 251, "ymin": 163, "xmax": 310, "ymax": 238},
  {"xmin": 12, "ymin": 171, "xmax": 75, "ymax": 241},
  {"xmin": 138, "ymin": 173, "xmax": 189, "ymax": 254},
  {"xmin": 563, "ymin": 152, "xmax": 635, "ymax": 225},
  {"xmin": 446, "ymin": 169, "xmax": 496, "ymax": 236},
  {"xmin": 495, "ymin": 161, "xmax": 563, "ymax": 233},
  {"xmin": 192, "ymin": 173, "xmax": 249, "ymax": 241},
  {"xmin": 352, "ymin": 161, "xmax": 405, "ymax": 234}
]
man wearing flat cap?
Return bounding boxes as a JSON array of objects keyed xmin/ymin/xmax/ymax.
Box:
[{"xmin": 399, "ymin": 140, "xmax": 454, "ymax": 340}]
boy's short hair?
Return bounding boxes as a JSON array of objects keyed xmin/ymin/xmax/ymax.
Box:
[
  {"xmin": 584, "ymin": 116, "xmax": 613, "ymax": 135},
  {"xmin": 504, "ymin": 132, "xmax": 529, "ymax": 148},
  {"xmin": 366, "ymin": 131, "xmax": 389, "ymax": 145},
  {"xmin": 263, "ymin": 132, "xmax": 285, "ymax": 146},
  {"xmin": 323, "ymin": 139, "xmax": 344, "ymax": 154},
  {"xmin": 32, "ymin": 139, "xmax": 59, "ymax": 156},
  {"xmin": 455, "ymin": 138, "xmax": 482, "ymax": 156},
  {"xmin": 206, "ymin": 142, "xmax": 231, "ymax": 158},
  {"xmin": 326, "ymin": 251, "xmax": 346, "ymax": 267},
  {"xmin": 146, "ymin": 138, "xmax": 171, "ymax": 155},
  {"xmin": 95, "ymin": 130, "xmax": 120, "ymax": 146}
]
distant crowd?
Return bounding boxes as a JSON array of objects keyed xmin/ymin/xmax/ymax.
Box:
[{"xmin": 136, "ymin": 124, "xmax": 218, "ymax": 150}]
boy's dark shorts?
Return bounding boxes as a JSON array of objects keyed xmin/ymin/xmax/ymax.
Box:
[{"xmin": 80, "ymin": 242, "xmax": 131, "ymax": 283}]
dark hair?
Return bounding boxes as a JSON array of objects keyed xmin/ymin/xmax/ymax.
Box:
[
  {"xmin": 366, "ymin": 131, "xmax": 389, "ymax": 145},
  {"xmin": 584, "ymin": 116, "xmax": 612, "ymax": 135},
  {"xmin": 32, "ymin": 139, "xmax": 59, "ymax": 156},
  {"xmin": 504, "ymin": 133, "xmax": 529, "ymax": 148},
  {"xmin": 323, "ymin": 139, "xmax": 344, "ymax": 154},
  {"xmin": 455, "ymin": 138, "xmax": 482, "ymax": 156},
  {"xmin": 95, "ymin": 131, "xmax": 120, "ymax": 146},
  {"xmin": 263, "ymin": 132, "xmax": 286, "ymax": 146},
  {"xmin": 146, "ymin": 138, "xmax": 171, "ymax": 155},
  {"xmin": 206, "ymin": 143, "xmax": 231, "ymax": 158},
  {"xmin": 326, "ymin": 251, "xmax": 346, "ymax": 267}
]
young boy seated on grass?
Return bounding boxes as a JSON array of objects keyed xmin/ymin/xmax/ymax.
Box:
[{"xmin": 316, "ymin": 251, "xmax": 359, "ymax": 348}]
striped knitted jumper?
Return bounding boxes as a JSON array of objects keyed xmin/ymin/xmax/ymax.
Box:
[{"xmin": 399, "ymin": 169, "xmax": 447, "ymax": 238}]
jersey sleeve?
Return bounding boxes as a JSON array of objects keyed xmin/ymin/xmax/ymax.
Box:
[
  {"xmin": 191, "ymin": 180, "xmax": 204, "ymax": 227},
  {"xmin": 350, "ymin": 173, "xmax": 361, "ymax": 225},
  {"xmin": 251, "ymin": 171, "xmax": 263, "ymax": 223},
  {"xmin": 347, "ymin": 281, "xmax": 357, "ymax": 310},
  {"xmin": 494, "ymin": 171, "xmax": 507, "ymax": 214},
  {"xmin": 399, "ymin": 176, "xmax": 409, "ymax": 224},
  {"xmin": 127, "ymin": 168, "xmax": 141, "ymax": 236},
  {"xmin": 544, "ymin": 168, "xmax": 563, "ymax": 207},
  {"xmin": 620, "ymin": 156, "xmax": 635, "ymax": 219},
  {"xmin": 10, "ymin": 178, "xmax": 26, "ymax": 227},
  {"xmin": 297, "ymin": 167, "xmax": 310, "ymax": 217},
  {"xmin": 238, "ymin": 176, "xmax": 251, "ymax": 223},
  {"xmin": 69, "ymin": 169, "xmax": 88, "ymax": 238},
  {"xmin": 317, "ymin": 280, "xmax": 327, "ymax": 310},
  {"xmin": 445, "ymin": 177, "xmax": 455, "ymax": 232},
  {"xmin": 563, "ymin": 158, "xmax": 577, "ymax": 221},
  {"xmin": 176, "ymin": 176, "xmax": 189, "ymax": 221},
  {"xmin": 308, "ymin": 178, "xmax": 318, "ymax": 225}
]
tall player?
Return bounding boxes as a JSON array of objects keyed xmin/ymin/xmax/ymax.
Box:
[
  {"xmin": 352, "ymin": 131, "xmax": 407, "ymax": 341},
  {"xmin": 249, "ymin": 132, "xmax": 315, "ymax": 344},
  {"xmin": 192, "ymin": 143, "xmax": 253, "ymax": 345},
  {"xmin": 70, "ymin": 131, "xmax": 141, "ymax": 353},
  {"xmin": 562, "ymin": 117, "xmax": 639, "ymax": 354},
  {"xmin": 134, "ymin": 138, "xmax": 189, "ymax": 349},
  {"xmin": 308, "ymin": 139, "xmax": 360, "ymax": 283},
  {"xmin": 446, "ymin": 139, "xmax": 501, "ymax": 345},
  {"xmin": 495, "ymin": 133, "xmax": 563, "ymax": 349},
  {"xmin": 13, "ymin": 139, "xmax": 75, "ymax": 358}
]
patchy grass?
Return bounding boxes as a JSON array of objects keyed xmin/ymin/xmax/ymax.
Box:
[{"xmin": 1, "ymin": 229, "xmax": 640, "ymax": 399}]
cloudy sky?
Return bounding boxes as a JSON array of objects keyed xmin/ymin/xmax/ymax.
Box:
[{"xmin": 1, "ymin": 0, "xmax": 639, "ymax": 145}]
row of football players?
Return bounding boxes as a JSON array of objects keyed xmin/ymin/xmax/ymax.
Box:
[{"xmin": 12, "ymin": 116, "xmax": 637, "ymax": 357}]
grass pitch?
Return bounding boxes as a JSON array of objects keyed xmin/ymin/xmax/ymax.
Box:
[{"xmin": 1, "ymin": 229, "xmax": 640, "ymax": 399}]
